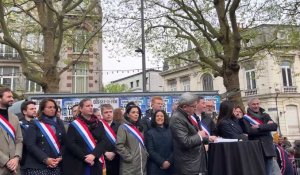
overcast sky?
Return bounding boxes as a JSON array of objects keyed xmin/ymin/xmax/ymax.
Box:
[{"xmin": 102, "ymin": 46, "xmax": 162, "ymax": 85}]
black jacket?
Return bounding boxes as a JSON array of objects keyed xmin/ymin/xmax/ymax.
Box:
[
  {"xmin": 63, "ymin": 118, "xmax": 106, "ymax": 175},
  {"xmin": 23, "ymin": 118, "xmax": 66, "ymax": 170},
  {"xmin": 146, "ymin": 126, "xmax": 174, "ymax": 175},
  {"xmin": 103, "ymin": 121, "xmax": 120, "ymax": 175},
  {"xmin": 241, "ymin": 108, "xmax": 277, "ymax": 157},
  {"xmin": 170, "ymin": 108, "xmax": 208, "ymax": 175},
  {"xmin": 217, "ymin": 118, "xmax": 248, "ymax": 140},
  {"xmin": 141, "ymin": 109, "xmax": 153, "ymax": 134},
  {"xmin": 19, "ymin": 118, "xmax": 31, "ymax": 167}
]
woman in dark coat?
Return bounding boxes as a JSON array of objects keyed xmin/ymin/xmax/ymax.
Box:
[
  {"xmin": 146, "ymin": 110, "xmax": 174, "ymax": 175},
  {"xmin": 217, "ymin": 101, "xmax": 248, "ymax": 140},
  {"xmin": 63, "ymin": 99, "xmax": 106, "ymax": 175},
  {"xmin": 23, "ymin": 98, "xmax": 66, "ymax": 175}
]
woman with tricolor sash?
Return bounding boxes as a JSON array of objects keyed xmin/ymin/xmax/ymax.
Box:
[
  {"xmin": 23, "ymin": 98, "xmax": 66, "ymax": 175},
  {"xmin": 116, "ymin": 104, "xmax": 148, "ymax": 175},
  {"xmin": 63, "ymin": 99, "xmax": 106, "ymax": 175}
]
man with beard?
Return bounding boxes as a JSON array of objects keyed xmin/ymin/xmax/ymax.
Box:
[
  {"xmin": 241, "ymin": 97, "xmax": 278, "ymax": 175},
  {"xmin": 19, "ymin": 100, "xmax": 37, "ymax": 174},
  {"xmin": 100, "ymin": 104, "xmax": 120, "ymax": 175},
  {"xmin": 0, "ymin": 87, "xmax": 23, "ymax": 174}
]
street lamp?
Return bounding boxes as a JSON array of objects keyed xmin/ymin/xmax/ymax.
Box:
[{"xmin": 140, "ymin": 0, "xmax": 146, "ymax": 92}]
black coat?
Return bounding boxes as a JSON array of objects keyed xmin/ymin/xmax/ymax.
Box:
[
  {"xmin": 217, "ymin": 118, "xmax": 248, "ymax": 140},
  {"xmin": 241, "ymin": 108, "xmax": 277, "ymax": 157},
  {"xmin": 103, "ymin": 121, "xmax": 120, "ymax": 175},
  {"xmin": 19, "ymin": 118, "xmax": 31, "ymax": 167},
  {"xmin": 63, "ymin": 118, "xmax": 106, "ymax": 175},
  {"xmin": 23, "ymin": 118, "xmax": 66, "ymax": 170},
  {"xmin": 141, "ymin": 109, "xmax": 153, "ymax": 134},
  {"xmin": 170, "ymin": 108, "xmax": 208, "ymax": 175},
  {"xmin": 146, "ymin": 127, "xmax": 174, "ymax": 175}
]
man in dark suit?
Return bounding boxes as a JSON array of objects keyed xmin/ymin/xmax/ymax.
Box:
[
  {"xmin": 100, "ymin": 104, "xmax": 120, "ymax": 175},
  {"xmin": 19, "ymin": 100, "xmax": 37, "ymax": 174},
  {"xmin": 193, "ymin": 96, "xmax": 217, "ymax": 175},
  {"xmin": 0, "ymin": 87, "xmax": 23, "ymax": 174},
  {"xmin": 241, "ymin": 97, "xmax": 277, "ymax": 175}
]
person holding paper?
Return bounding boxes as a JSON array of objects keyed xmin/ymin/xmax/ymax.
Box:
[
  {"xmin": 170, "ymin": 92, "xmax": 216, "ymax": 175},
  {"xmin": 216, "ymin": 101, "xmax": 247, "ymax": 140}
]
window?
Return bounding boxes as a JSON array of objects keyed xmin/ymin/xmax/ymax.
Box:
[
  {"xmin": 0, "ymin": 44, "xmax": 19, "ymax": 59},
  {"xmin": 73, "ymin": 30, "xmax": 88, "ymax": 53},
  {"xmin": 281, "ymin": 61, "xmax": 293, "ymax": 87},
  {"xmin": 26, "ymin": 80, "xmax": 42, "ymax": 93},
  {"xmin": 136, "ymin": 80, "xmax": 140, "ymax": 87},
  {"xmin": 72, "ymin": 63, "xmax": 88, "ymax": 93},
  {"xmin": 181, "ymin": 77, "xmax": 190, "ymax": 91},
  {"xmin": 130, "ymin": 82, "xmax": 133, "ymax": 88},
  {"xmin": 168, "ymin": 79, "xmax": 177, "ymax": 91},
  {"xmin": 202, "ymin": 74, "xmax": 214, "ymax": 91},
  {"xmin": 285, "ymin": 105, "xmax": 299, "ymax": 134},
  {"xmin": 245, "ymin": 69, "xmax": 256, "ymax": 90},
  {"xmin": 0, "ymin": 67, "xmax": 20, "ymax": 91}
]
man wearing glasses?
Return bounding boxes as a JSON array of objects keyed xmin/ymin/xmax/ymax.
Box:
[{"xmin": 170, "ymin": 92, "xmax": 216, "ymax": 175}]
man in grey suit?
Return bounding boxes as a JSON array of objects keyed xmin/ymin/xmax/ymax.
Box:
[
  {"xmin": 170, "ymin": 92, "xmax": 216, "ymax": 175},
  {"xmin": 0, "ymin": 87, "xmax": 23, "ymax": 174}
]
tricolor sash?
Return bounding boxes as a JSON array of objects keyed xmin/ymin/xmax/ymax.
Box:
[
  {"xmin": 34, "ymin": 120, "xmax": 60, "ymax": 156},
  {"xmin": 100, "ymin": 120, "xmax": 116, "ymax": 145},
  {"xmin": 190, "ymin": 115, "xmax": 210, "ymax": 136},
  {"xmin": 70, "ymin": 119, "xmax": 96, "ymax": 152},
  {"xmin": 200, "ymin": 122, "xmax": 211, "ymax": 136},
  {"xmin": 123, "ymin": 124, "xmax": 144, "ymax": 147},
  {"xmin": 243, "ymin": 114, "xmax": 263, "ymax": 125},
  {"xmin": 0, "ymin": 114, "xmax": 16, "ymax": 142}
]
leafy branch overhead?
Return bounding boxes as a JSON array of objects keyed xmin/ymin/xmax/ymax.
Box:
[{"xmin": 0, "ymin": 0, "xmax": 104, "ymax": 92}]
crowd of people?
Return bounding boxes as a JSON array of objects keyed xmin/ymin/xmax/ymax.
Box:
[{"xmin": 0, "ymin": 87, "xmax": 299, "ymax": 175}]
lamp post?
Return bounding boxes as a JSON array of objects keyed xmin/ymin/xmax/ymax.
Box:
[{"xmin": 140, "ymin": 0, "xmax": 146, "ymax": 92}]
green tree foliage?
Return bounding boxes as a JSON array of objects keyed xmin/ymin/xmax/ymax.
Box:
[
  {"xmin": 0, "ymin": 0, "xmax": 103, "ymax": 92},
  {"xmin": 103, "ymin": 83, "xmax": 130, "ymax": 93}
]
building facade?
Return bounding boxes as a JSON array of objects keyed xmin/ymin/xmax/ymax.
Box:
[
  {"xmin": 111, "ymin": 69, "xmax": 163, "ymax": 92},
  {"xmin": 0, "ymin": 24, "xmax": 102, "ymax": 94},
  {"xmin": 161, "ymin": 24, "xmax": 300, "ymax": 141}
]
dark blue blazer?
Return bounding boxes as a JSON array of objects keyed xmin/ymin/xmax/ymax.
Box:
[
  {"xmin": 23, "ymin": 118, "xmax": 66, "ymax": 169},
  {"xmin": 217, "ymin": 118, "xmax": 248, "ymax": 140},
  {"xmin": 146, "ymin": 126, "xmax": 174, "ymax": 175}
]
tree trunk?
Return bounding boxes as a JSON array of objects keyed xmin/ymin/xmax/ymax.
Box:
[
  {"xmin": 42, "ymin": 70, "xmax": 60, "ymax": 93},
  {"xmin": 222, "ymin": 67, "xmax": 245, "ymax": 109}
]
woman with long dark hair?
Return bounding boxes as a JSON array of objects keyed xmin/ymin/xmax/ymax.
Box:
[
  {"xmin": 146, "ymin": 110, "xmax": 174, "ymax": 175},
  {"xmin": 63, "ymin": 99, "xmax": 106, "ymax": 175},
  {"xmin": 217, "ymin": 101, "xmax": 247, "ymax": 140},
  {"xmin": 23, "ymin": 98, "xmax": 66, "ymax": 175},
  {"xmin": 116, "ymin": 104, "xmax": 148, "ymax": 175}
]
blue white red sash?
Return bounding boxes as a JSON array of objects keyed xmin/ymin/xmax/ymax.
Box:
[
  {"xmin": 0, "ymin": 114, "xmax": 15, "ymax": 142},
  {"xmin": 123, "ymin": 124, "xmax": 144, "ymax": 147},
  {"xmin": 34, "ymin": 120, "xmax": 60, "ymax": 156},
  {"xmin": 191, "ymin": 115, "xmax": 210, "ymax": 136},
  {"xmin": 71, "ymin": 119, "xmax": 96, "ymax": 152},
  {"xmin": 100, "ymin": 119, "xmax": 116, "ymax": 145},
  {"xmin": 243, "ymin": 114, "xmax": 263, "ymax": 125},
  {"xmin": 190, "ymin": 116, "xmax": 200, "ymax": 129}
]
